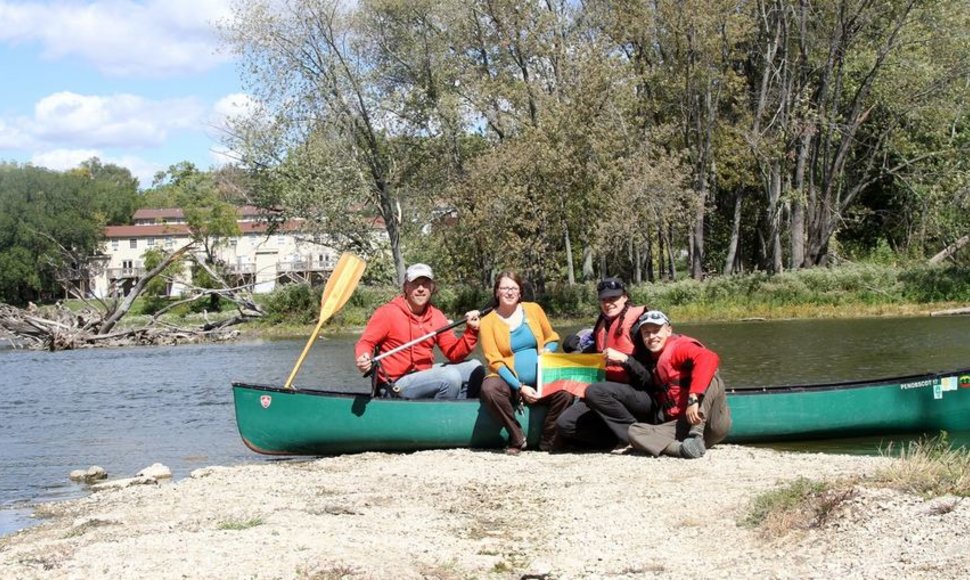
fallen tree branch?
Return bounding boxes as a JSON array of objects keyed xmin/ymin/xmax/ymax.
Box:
[{"xmin": 929, "ymin": 235, "xmax": 970, "ymax": 265}]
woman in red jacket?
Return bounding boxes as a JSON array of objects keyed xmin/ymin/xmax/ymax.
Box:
[{"xmin": 555, "ymin": 277, "xmax": 648, "ymax": 449}]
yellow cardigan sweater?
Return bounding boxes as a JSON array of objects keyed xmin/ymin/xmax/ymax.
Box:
[{"xmin": 479, "ymin": 302, "xmax": 560, "ymax": 378}]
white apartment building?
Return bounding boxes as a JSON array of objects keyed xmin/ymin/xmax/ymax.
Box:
[{"xmin": 91, "ymin": 207, "xmax": 340, "ymax": 298}]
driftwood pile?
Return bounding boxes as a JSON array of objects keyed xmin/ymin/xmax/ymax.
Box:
[
  {"xmin": 0, "ymin": 240, "xmax": 271, "ymax": 351},
  {"xmin": 0, "ymin": 302, "xmax": 245, "ymax": 351}
]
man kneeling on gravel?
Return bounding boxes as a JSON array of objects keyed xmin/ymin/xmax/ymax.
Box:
[{"xmin": 604, "ymin": 310, "xmax": 731, "ymax": 458}]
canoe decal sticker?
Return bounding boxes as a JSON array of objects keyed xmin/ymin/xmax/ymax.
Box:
[
  {"xmin": 940, "ymin": 376, "xmax": 958, "ymax": 392},
  {"xmin": 260, "ymin": 395, "xmax": 272, "ymax": 409},
  {"xmin": 960, "ymin": 375, "xmax": 970, "ymax": 388},
  {"xmin": 900, "ymin": 379, "xmax": 934, "ymax": 390}
]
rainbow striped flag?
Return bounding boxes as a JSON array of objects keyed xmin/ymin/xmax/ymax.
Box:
[{"xmin": 536, "ymin": 352, "xmax": 606, "ymax": 397}]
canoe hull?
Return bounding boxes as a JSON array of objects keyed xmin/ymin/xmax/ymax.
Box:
[
  {"xmin": 233, "ymin": 384, "xmax": 549, "ymax": 455},
  {"xmin": 727, "ymin": 370, "xmax": 970, "ymax": 442},
  {"xmin": 233, "ymin": 368, "xmax": 970, "ymax": 455}
]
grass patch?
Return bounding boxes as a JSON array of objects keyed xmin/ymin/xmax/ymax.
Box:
[
  {"xmin": 873, "ymin": 432, "xmax": 970, "ymax": 498},
  {"xmin": 743, "ymin": 433, "xmax": 970, "ymax": 538},
  {"xmin": 216, "ymin": 516, "xmax": 264, "ymax": 531},
  {"xmin": 741, "ymin": 477, "xmax": 856, "ymax": 537}
]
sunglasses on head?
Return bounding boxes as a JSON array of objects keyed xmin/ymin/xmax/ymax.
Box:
[
  {"xmin": 597, "ymin": 279, "xmax": 623, "ymax": 292},
  {"xmin": 637, "ymin": 311, "xmax": 669, "ymax": 325}
]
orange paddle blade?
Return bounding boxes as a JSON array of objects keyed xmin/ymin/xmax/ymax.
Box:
[{"xmin": 319, "ymin": 253, "xmax": 366, "ymax": 323}]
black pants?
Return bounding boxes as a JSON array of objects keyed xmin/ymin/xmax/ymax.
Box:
[{"xmin": 556, "ymin": 381, "xmax": 655, "ymax": 447}]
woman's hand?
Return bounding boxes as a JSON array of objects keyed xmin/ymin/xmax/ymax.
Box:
[
  {"xmin": 603, "ymin": 348, "xmax": 628, "ymax": 364},
  {"xmin": 519, "ymin": 386, "xmax": 539, "ymax": 404}
]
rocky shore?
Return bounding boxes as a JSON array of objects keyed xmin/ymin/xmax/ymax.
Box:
[{"xmin": 2, "ymin": 445, "xmax": 969, "ymax": 579}]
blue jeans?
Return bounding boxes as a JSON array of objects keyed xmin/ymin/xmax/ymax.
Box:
[{"xmin": 393, "ymin": 360, "xmax": 483, "ymax": 400}]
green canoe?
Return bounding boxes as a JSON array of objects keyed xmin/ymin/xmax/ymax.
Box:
[{"xmin": 232, "ymin": 367, "xmax": 970, "ymax": 455}]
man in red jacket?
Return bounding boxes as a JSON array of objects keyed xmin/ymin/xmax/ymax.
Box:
[
  {"xmin": 624, "ymin": 310, "xmax": 732, "ymax": 458},
  {"xmin": 354, "ymin": 263, "xmax": 483, "ymax": 399}
]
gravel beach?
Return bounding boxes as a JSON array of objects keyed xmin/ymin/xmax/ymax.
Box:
[{"xmin": 2, "ymin": 445, "xmax": 969, "ymax": 579}]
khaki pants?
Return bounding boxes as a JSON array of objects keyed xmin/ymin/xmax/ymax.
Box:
[{"xmin": 628, "ymin": 372, "xmax": 732, "ymax": 457}]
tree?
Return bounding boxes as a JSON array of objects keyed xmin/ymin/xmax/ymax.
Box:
[
  {"xmin": 0, "ymin": 163, "xmax": 127, "ymax": 304},
  {"xmin": 221, "ymin": 0, "xmax": 412, "ymax": 282}
]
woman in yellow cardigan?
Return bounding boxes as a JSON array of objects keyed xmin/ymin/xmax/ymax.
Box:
[{"xmin": 479, "ymin": 271, "xmax": 573, "ymax": 455}]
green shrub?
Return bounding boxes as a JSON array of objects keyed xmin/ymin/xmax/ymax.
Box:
[
  {"xmin": 899, "ymin": 265, "xmax": 970, "ymax": 302},
  {"xmin": 741, "ymin": 477, "xmax": 832, "ymax": 529},
  {"xmin": 542, "ymin": 282, "xmax": 598, "ymax": 317},
  {"xmin": 262, "ymin": 283, "xmax": 318, "ymax": 324},
  {"xmin": 138, "ymin": 295, "xmax": 170, "ymax": 316}
]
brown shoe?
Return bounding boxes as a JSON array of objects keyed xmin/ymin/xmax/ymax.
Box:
[{"xmin": 505, "ymin": 440, "xmax": 527, "ymax": 456}]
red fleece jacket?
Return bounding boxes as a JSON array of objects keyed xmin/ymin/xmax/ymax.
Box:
[{"xmin": 354, "ymin": 296, "xmax": 478, "ymax": 382}]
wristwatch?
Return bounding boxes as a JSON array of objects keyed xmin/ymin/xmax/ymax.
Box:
[{"xmin": 687, "ymin": 394, "xmax": 700, "ymax": 406}]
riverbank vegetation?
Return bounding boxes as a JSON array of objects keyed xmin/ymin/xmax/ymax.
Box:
[
  {"xmin": 219, "ymin": 0, "xmax": 970, "ymax": 288},
  {"xmin": 246, "ymin": 262, "xmax": 970, "ymax": 335}
]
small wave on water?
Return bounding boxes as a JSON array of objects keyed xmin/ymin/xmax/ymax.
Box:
[{"xmin": 0, "ymin": 506, "xmax": 38, "ymax": 537}]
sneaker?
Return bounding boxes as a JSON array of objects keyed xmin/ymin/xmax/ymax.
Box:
[
  {"xmin": 680, "ymin": 436, "xmax": 706, "ymax": 459},
  {"xmin": 610, "ymin": 443, "xmax": 632, "ymax": 455}
]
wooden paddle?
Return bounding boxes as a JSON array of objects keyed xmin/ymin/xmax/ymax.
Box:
[{"xmin": 283, "ymin": 252, "xmax": 366, "ymax": 389}]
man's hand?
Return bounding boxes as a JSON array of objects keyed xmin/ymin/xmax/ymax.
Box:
[
  {"xmin": 464, "ymin": 309, "xmax": 482, "ymax": 330},
  {"xmin": 603, "ymin": 347, "xmax": 628, "ymax": 364},
  {"xmin": 355, "ymin": 353, "xmax": 373, "ymax": 374},
  {"xmin": 686, "ymin": 402, "xmax": 702, "ymax": 425}
]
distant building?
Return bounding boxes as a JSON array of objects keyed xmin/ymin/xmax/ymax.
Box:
[{"xmin": 91, "ymin": 207, "xmax": 340, "ymax": 298}]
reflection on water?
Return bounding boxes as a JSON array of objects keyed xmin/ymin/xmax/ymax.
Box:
[
  {"xmin": 0, "ymin": 315, "xmax": 967, "ymax": 535},
  {"xmin": 750, "ymin": 432, "xmax": 970, "ymax": 456}
]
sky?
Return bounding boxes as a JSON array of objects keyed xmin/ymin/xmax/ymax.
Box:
[{"xmin": 0, "ymin": 0, "xmax": 253, "ymax": 189}]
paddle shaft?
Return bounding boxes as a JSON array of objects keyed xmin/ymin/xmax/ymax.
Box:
[
  {"xmin": 370, "ymin": 305, "xmax": 494, "ymax": 364},
  {"xmin": 284, "ymin": 318, "xmax": 328, "ymax": 390}
]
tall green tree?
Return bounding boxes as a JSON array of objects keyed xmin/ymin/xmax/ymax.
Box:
[{"xmin": 0, "ymin": 162, "xmax": 135, "ymax": 305}]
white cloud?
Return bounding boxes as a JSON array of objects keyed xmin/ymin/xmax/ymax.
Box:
[
  {"xmin": 212, "ymin": 92, "xmax": 259, "ymax": 124},
  {"xmin": 30, "ymin": 148, "xmax": 162, "ymax": 188},
  {"xmin": 29, "ymin": 91, "xmax": 205, "ymax": 148},
  {"xmin": 0, "ymin": 0, "xmax": 234, "ymax": 77},
  {"xmin": 30, "ymin": 148, "xmax": 102, "ymax": 170},
  {"xmin": 0, "ymin": 118, "xmax": 32, "ymax": 149}
]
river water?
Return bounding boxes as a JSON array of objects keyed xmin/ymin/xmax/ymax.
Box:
[{"xmin": 1, "ymin": 315, "xmax": 968, "ymax": 535}]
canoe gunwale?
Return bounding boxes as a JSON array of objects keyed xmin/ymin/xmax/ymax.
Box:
[
  {"xmin": 231, "ymin": 382, "xmax": 484, "ymax": 402},
  {"xmin": 234, "ymin": 365, "xmax": 970, "ymax": 399}
]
